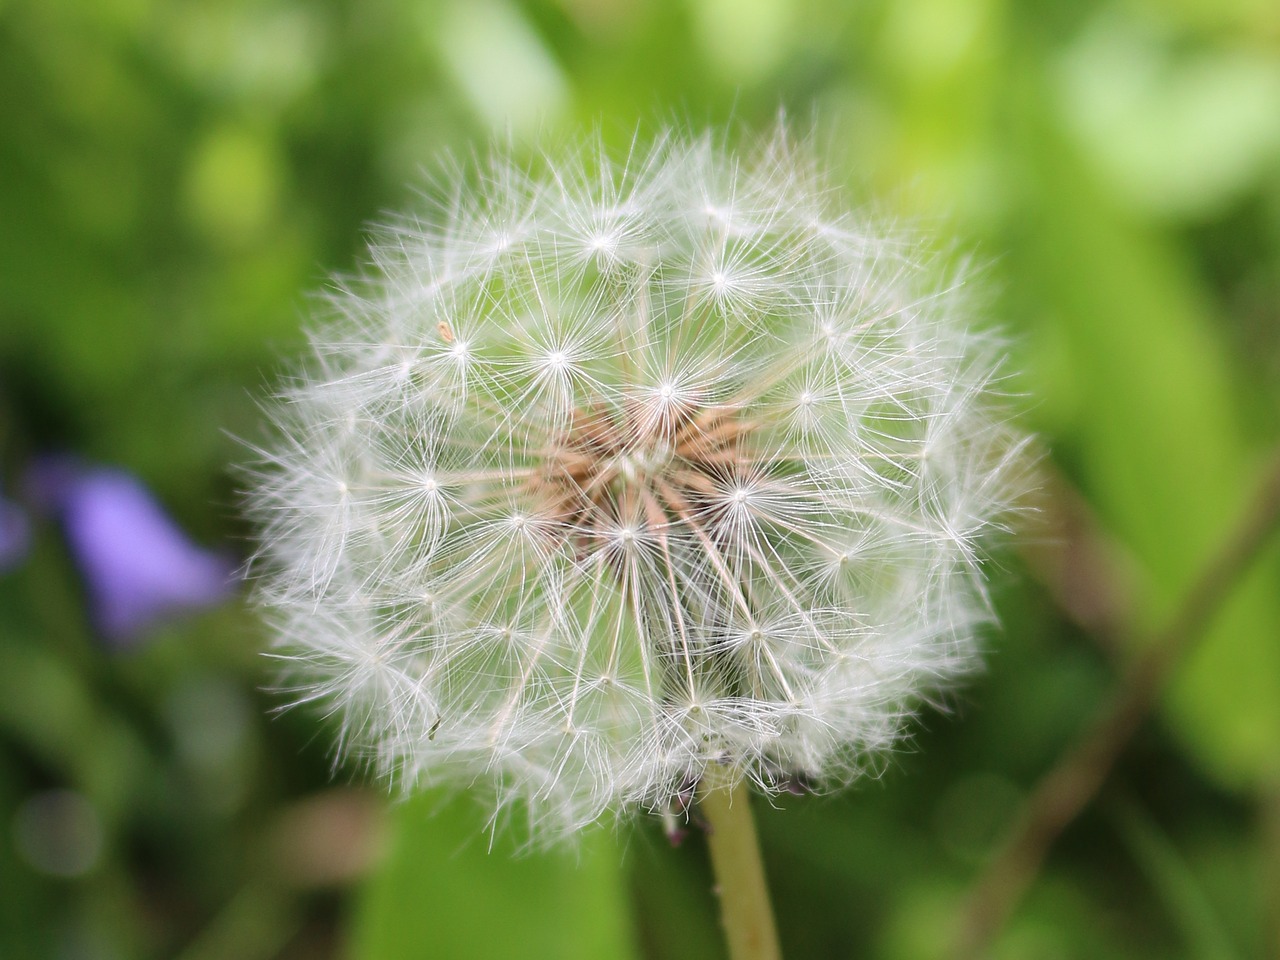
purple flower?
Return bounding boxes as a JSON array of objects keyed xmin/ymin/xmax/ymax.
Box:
[
  {"xmin": 28, "ymin": 459, "xmax": 239, "ymax": 643},
  {"xmin": 0, "ymin": 492, "xmax": 29, "ymax": 572}
]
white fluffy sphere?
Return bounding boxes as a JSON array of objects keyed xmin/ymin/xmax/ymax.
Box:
[{"xmin": 248, "ymin": 130, "xmax": 1026, "ymax": 838}]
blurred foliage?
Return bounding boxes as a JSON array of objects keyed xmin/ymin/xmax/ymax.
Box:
[{"xmin": 2, "ymin": 0, "xmax": 1279, "ymax": 958}]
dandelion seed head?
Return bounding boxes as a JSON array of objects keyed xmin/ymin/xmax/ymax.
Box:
[{"xmin": 246, "ymin": 128, "xmax": 1028, "ymax": 841}]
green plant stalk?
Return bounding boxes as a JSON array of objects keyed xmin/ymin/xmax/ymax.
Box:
[{"xmin": 698, "ymin": 765, "xmax": 782, "ymax": 960}]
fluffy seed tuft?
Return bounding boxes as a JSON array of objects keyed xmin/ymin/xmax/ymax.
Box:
[{"xmin": 247, "ymin": 129, "xmax": 1028, "ymax": 839}]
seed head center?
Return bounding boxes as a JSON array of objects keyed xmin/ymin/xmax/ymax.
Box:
[{"xmin": 532, "ymin": 400, "xmax": 753, "ymax": 544}]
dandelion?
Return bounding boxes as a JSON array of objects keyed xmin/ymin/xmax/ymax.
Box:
[{"xmin": 248, "ymin": 128, "xmax": 1026, "ymax": 958}]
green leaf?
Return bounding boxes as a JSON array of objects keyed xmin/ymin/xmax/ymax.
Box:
[
  {"xmin": 351, "ymin": 792, "xmax": 638, "ymax": 960},
  {"xmin": 1110, "ymin": 798, "xmax": 1241, "ymax": 960},
  {"xmin": 1010, "ymin": 57, "xmax": 1280, "ymax": 789}
]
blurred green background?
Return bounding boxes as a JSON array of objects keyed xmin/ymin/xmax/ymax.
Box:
[{"xmin": 2, "ymin": 0, "xmax": 1279, "ymax": 957}]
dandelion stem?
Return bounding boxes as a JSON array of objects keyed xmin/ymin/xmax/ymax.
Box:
[{"xmin": 698, "ymin": 764, "xmax": 782, "ymax": 960}]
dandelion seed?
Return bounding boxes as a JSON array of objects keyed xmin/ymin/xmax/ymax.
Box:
[{"xmin": 246, "ymin": 128, "xmax": 1027, "ymax": 841}]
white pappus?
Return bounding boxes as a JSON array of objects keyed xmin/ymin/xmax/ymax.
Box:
[{"xmin": 246, "ymin": 128, "xmax": 1029, "ymax": 841}]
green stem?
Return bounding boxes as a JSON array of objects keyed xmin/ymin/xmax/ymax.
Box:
[{"xmin": 698, "ymin": 765, "xmax": 782, "ymax": 960}]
